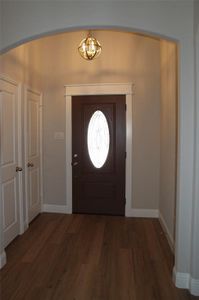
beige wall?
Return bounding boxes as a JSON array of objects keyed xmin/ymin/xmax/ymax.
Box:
[
  {"xmin": 160, "ymin": 40, "xmax": 177, "ymax": 245},
  {"xmin": 39, "ymin": 31, "xmax": 161, "ymax": 209},
  {"xmin": 0, "ymin": 45, "xmax": 25, "ymax": 82},
  {"xmin": 0, "ymin": 42, "xmax": 42, "ymax": 90}
]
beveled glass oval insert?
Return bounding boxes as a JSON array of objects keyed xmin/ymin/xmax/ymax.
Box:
[{"xmin": 87, "ymin": 110, "xmax": 110, "ymax": 168}]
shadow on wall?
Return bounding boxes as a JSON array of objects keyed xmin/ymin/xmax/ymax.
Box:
[{"xmin": 0, "ymin": 43, "xmax": 43, "ymax": 90}]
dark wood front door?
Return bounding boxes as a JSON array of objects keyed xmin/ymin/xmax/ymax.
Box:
[{"xmin": 72, "ymin": 95, "xmax": 126, "ymax": 215}]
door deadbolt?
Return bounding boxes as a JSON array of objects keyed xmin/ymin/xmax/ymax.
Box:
[
  {"xmin": 16, "ymin": 166, "xmax": 23, "ymax": 172},
  {"xmin": 27, "ymin": 162, "xmax": 34, "ymax": 167}
]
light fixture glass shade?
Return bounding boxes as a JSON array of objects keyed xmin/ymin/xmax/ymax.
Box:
[
  {"xmin": 87, "ymin": 110, "xmax": 110, "ymax": 168},
  {"xmin": 78, "ymin": 36, "xmax": 102, "ymax": 60}
]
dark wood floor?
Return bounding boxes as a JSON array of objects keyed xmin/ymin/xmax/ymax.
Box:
[{"xmin": 0, "ymin": 213, "xmax": 198, "ymax": 300}]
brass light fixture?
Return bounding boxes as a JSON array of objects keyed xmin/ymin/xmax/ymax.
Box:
[{"xmin": 78, "ymin": 32, "xmax": 102, "ymax": 60}]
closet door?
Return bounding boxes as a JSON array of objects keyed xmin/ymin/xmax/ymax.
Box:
[
  {"xmin": 25, "ymin": 88, "xmax": 42, "ymax": 223},
  {"xmin": 0, "ymin": 77, "xmax": 22, "ymax": 247}
]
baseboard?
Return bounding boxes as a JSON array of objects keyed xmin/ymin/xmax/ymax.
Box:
[
  {"xmin": 23, "ymin": 221, "xmax": 29, "ymax": 232},
  {"xmin": 190, "ymin": 278, "xmax": 199, "ymax": 296},
  {"xmin": 19, "ymin": 220, "xmax": 29, "ymax": 235},
  {"xmin": 0, "ymin": 251, "xmax": 6, "ymax": 269},
  {"xmin": 44, "ymin": 205, "xmax": 158, "ymax": 218},
  {"xmin": 42, "ymin": 204, "xmax": 72, "ymax": 214},
  {"xmin": 173, "ymin": 268, "xmax": 190, "ymax": 289},
  {"xmin": 125, "ymin": 208, "xmax": 159, "ymax": 218},
  {"xmin": 159, "ymin": 212, "xmax": 174, "ymax": 252},
  {"xmin": 173, "ymin": 268, "xmax": 199, "ymax": 296}
]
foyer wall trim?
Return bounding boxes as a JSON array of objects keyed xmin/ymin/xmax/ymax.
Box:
[
  {"xmin": 159, "ymin": 211, "xmax": 174, "ymax": 252},
  {"xmin": 42, "ymin": 204, "xmax": 70, "ymax": 214},
  {"xmin": 0, "ymin": 251, "xmax": 6, "ymax": 269},
  {"xmin": 65, "ymin": 83, "xmax": 134, "ymax": 216},
  {"xmin": 126, "ymin": 208, "xmax": 159, "ymax": 218},
  {"xmin": 190, "ymin": 278, "xmax": 199, "ymax": 296},
  {"xmin": 173, "ymin": 268, "xmax": 199, "ymax": 296}
]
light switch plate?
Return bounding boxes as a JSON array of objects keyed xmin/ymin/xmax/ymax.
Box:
[{"xmin": 54, "ymin": 132, "xmax": 65, "ymax": 140}]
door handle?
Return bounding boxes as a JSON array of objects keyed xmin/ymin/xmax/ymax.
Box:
[
  {"xmin": 27, "ymin": 162, "xmax": 34, "ymax": 167},
  {"xmin": 16, "ymin": 166, "xmax": 23, "ymax": 172},
  {"xmin": 71, "ymin": 161, "xmax": 78, "ymax": 166}
]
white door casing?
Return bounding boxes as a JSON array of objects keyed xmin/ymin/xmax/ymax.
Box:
[
  {"xmin": 24, "ymin": 87, "xmax": 43, "ymax": 224},
  {"xmin": 0, "ymin": 75, "xmax": 23, "ymax": 248}
]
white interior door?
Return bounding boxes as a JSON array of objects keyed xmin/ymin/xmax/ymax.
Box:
[
  {"xmin": 25, "ymin": 88, "xmax": 42, "ymax": 223},
  {"xmin": 0, "ymin": 78, "xmax": 22, "ymax": 247}
]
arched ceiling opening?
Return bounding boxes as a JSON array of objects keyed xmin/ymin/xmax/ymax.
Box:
[{"xmin": 1, "ymin": 0, "xmax": 186, "ymax": 54}]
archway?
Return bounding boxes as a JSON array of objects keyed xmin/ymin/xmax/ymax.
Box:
[{"xmin": 0, "ymin": 1, "xmax": 197, "ymax": 294}]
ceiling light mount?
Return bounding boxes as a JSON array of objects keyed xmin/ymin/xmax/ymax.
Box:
[{"xmin": 78, "ymin": 31, "xmax": 102, "ymax": 61}]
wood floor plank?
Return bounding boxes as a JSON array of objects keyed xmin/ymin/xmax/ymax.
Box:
[{"xmin": 0, "ymin": 213, "xmax": 198, "ymax": 300}]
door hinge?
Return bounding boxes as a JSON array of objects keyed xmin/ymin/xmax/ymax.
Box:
[
  {"xmin": 125, "ymin": 104, "xmax": 127, "ymax": 111},
  {"xmin": 124, "ymin": 198, "xmax": 126, "ymax": 205},
  {"xmin": 125, "ymin": 151, "xmax": 127, "ymax": 159}
]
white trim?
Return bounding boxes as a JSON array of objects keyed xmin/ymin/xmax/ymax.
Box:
[
  {"xmin": 191, "ymin": 25, "xmax": 199, "ymax": 298},
  {"xmin": 173, "ymin": 268, "xmax": 199, "ymax": 296},
  {"xmin": 24, "ymin": 86, "xmax": 28, "ymax": 227},
  {"xmin": 17, "ymin": 84, "xmax": 24, "ymax": 235},
  {"xmin": 24, "ymin": 86, "xmax": 43, "ymax": 226},
  {"xmin": 0, "ymin": 74, "xmax": 24, "ymax": 256},
  {"xmin": 190, "ymin": 278, "xmax": 199, "ymax": 296},
  {"xmin": 64, "ymin": 83, "xmax": 133, "ymax": 96},
  {"xmin": 126, "ymin": 208, "xmax": 159, "ymax": 218},
  {"xmin": 65, "ymin": 83, "xmax": 134, "ymax": 216},
  {"xmin": 0, "ymin": 74, "xmax": 19, "ymax": 87},
  {"xmin": 159, "ymin": 211, "xmax": 174, "ymax": 252},
  {"xmin": 42, "ymin": 204, "xmax": 70, "ymax": 214},
  {"xmin": 125, "ymin": 94, "xmax": 133, "ymax": 216},
  {"xmin": 65, "ymin": 92, "xmax": 72, "ymax": 214},
  {"xmin": 173, "ymin": 268, "xmax": 190, "ymax": 289},
  {"xmin": 23, "ymin": 221, "xmax": 29, "ymax": 232},
  {"xmin": 0, "ymin": 251, "xmax": 6, "ymax": 269},
  {"xmin": 39, "ymin": 93, "xmax": 44, "ymax": 212}
]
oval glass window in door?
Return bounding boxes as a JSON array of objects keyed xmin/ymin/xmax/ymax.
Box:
[{"xmin": 87, "ymin": 110, "xmax": 110, "ymax": 168}]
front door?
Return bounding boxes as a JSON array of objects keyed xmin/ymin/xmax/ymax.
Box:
[
  {"xmin": 25, "ymin": 88, "xmax": 42, "ymax": 223},
  {"xmin": 0, "ymin": 78, "xmax": 21, "ymax": 247},
  {"xmin": 72, "ymin": 95, "xmax": 126, "ymax": 215}
]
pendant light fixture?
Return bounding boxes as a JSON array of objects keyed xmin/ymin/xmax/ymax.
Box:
[{"xmin": 78, "ymin": 31, "xmax": 102, "ymax": 60}]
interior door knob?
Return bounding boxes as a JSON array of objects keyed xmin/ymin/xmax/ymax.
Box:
[
  {"xmin": 27, "ymin": 162, "xmax": 34, "ymax": 167},
  {"xmin": 16, "ymin": 166, "xmax": 23, "ymax": 172}
]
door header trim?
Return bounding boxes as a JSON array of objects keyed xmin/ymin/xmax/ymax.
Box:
[{"xmin": 65, "ymin": 83, "xmax": 134, "ymax": 97}]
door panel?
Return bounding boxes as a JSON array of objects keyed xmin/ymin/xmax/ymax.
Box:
[
  {"xmin": 1, "ymin": 93, "xmax": 15, "ymax": 163},
  {"xmin": 29, "ymin": 100, "xmax": 39, "ymax": 157},
  {"xmin": 72, "ymin": 95, "xmax": 126, "ymax": 215},
  {"xmin": 2, "ymin": 179, "xmax": 17, "ymax": 229},
  {"xmin": 25, "ymin": 89, "xmax": 41, "ymax": 223},
  {"xmin": 29, "ymin": 168, "xmax": 40, "ymax": 207},
  {"xmin": 0, "ymin": 79, "xmax": 20, "ymax": 247}
]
